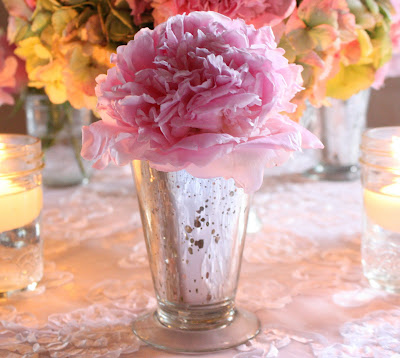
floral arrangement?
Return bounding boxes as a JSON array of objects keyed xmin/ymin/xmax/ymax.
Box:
[
  {"xmin": 81, "ymin": 11, "xmax": 323, "ymax": 192},
  {"xmin": 373, "ymin": 0, "xmax": 400, "ymax": 88},
  {"xmin": 151, "ymin": 0, "xmax": 296, "ymax": 27},
  {"xmin": 135, "ymin": 0, "xmax": 396, "ymax": 118},
  {"xmin": 2, "ymin": 0, "xmax": 154, "ymax": 110},
  {"xmin": 275, "ymin": 0, "xmax": 395, "ymax": 115},
  {"xmin": 3, "ymin": 0, "xmax": 399, "ymax": 116},
  {"xmin": 0, "ymin": 29, "xmax": 27, "ymax": 106},
  {"xmin": 2, "ymin": 0, "xmax": 297, "ymax": 112}
]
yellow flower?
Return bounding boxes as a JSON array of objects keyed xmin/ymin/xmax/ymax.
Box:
[
  {"xmin": 29, "ymin": 60, "xmax": 67, "ymax": 104},
  {"xmin": 62, "ymin": 42, "xmax": 113, "ymax": 110}
]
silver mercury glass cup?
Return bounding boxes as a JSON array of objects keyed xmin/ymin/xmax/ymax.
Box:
[
  {"xmin": 304, "ymin": 89, "xmax": 371, "ymax": 181},
  {"xmin": 131, "ymin": 160, "xmax": 260, "ymax": 353}
]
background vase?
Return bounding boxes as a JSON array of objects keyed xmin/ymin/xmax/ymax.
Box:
[
  {"xmin": 25, "ymin": 94, "xmax": 93, "ymax": 187},
  {"xmin": 303, "ymin": 89, "xmax": 371, "ymax": 181},
  {"xmin": 131, "ymin": 160, "xmax": 260, "ymax": 353}
]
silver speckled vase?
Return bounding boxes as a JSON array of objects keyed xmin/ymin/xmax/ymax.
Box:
[
  {"xmin": 131, "ymin": 160, "xmax": 260, "ymax": 353},
  {"xmin": 304, "ymin": 89, "xmax": 371, "ymax": 181}
]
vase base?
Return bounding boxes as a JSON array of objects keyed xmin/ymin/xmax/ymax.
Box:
[
  {"xmin": 132, "ymin": 308, "xmax": 260, "ymax": 354},
  {"xmin": 303, "ymin": 164, "xmax": 360, "ymax": 181}
]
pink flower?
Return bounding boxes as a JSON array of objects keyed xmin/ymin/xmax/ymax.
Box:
[
  {"xmin": 151, "ymin": 0, "xmax": 296, "ymax": 27},
  {"xmin": 373, "ymin": 0, "xmax": 400, "ymax": 89},
  {"xmin": 82, "ymin": 12, "xmax": 322, "ymax": 192},
  {"xmin": 123, "ymin": 0, "xmax": 153, "ymax": 25},
  {"xmin": 391, "ymin": 0, "xmax": 400, "ymax": 52},
  {"xmin": 0, "ymin": 31, "xmax": 27, "ymax": 106},
  {"xmin": 2, "ymin": 0, "xmax": 35, "ymax": 20},
  {"xmin": 278, "ymin": 0, "xmax": 358, "ymax": 108}
]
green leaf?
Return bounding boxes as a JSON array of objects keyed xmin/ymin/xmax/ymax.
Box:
[
  {"xmin": 286, "ymin": 28, "xmax": 315, "ymax": 54},
  {"xmin": 51, "ymin": 8, "xmax": 77, "ymax": 35},
  {"xmin": 365, "ymin": 0, "xmax": 379, "ymax": 15},
  {"xmin": 31, "ymin": 11, "xmax": 52, "ymax": 33},
  {"xmin": 309, "ymin": 24, "xmax": 337, "ymax": 52},
  {"xmin": 108, "ymin": 5, "xmax": 134, "ymax": 31},
  {"xmin": 278, "ymin": 36, "xmax": 296, "ymax": 63},
  {"xmin": 370, "ymin": 25, "xmax": 392, "ymax": 68},
  {"xmin": 298, "ymin": 0, "xmax": 336, "ymax": 28},
  {"xmin": 12, "ymin": 21, "xmax": 35, "ymax": 43},
  {"xmin": 76, "ymin": 7, "xmax": 96, "ymax": 28},
  {"xmin": 40, "ymin": 0, "xmax": 62, "ymax": 12}
]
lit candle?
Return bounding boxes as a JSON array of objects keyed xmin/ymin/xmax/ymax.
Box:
[
  {"xmin": 364, "ymin": 183, "xmax": 400, "ymax": 233},
  {"xmin": 0, "ymin": 135, "xmax": 44, "ymax": 295},
  {"xmin": 363, "ymin": 135, "xmax": 400, "ymax": 233},
  {"xmin": 0, "ymin": 143, "xmax": 42, "ymax": 233},
  {"xmin": 0, "ymin": 179, "xmax": 42, "ymax": 232}
]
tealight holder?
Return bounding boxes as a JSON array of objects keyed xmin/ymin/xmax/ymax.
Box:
[
  {"xmin": 0, "ymin": 134, "xmax": 44, "ymax": 296},
  {"xmin": 360, "ymin": 127, "xmax": 400, "ymax": 293}
]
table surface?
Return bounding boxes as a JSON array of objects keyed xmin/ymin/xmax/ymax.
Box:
[{"xmin": 1, "ymin": 154, "xmax": 399, "ymax": 358}]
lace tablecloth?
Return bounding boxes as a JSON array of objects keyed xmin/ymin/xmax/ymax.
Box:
[{"xmin": 1, "ymin": 157, "xmax": 400, "ymax": 358}]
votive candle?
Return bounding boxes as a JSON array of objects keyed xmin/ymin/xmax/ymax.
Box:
[
  {"xmin": 360, "ymin": 126, "xmax": 400, "ymax": 293},
  {"xmin": 0, "ymin": 135, "xmax": 44, "ymax": 295}
]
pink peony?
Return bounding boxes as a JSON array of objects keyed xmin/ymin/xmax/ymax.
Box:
[
  {"xmin": 0, "ymin": 31, "xmax": 27, "ymax": 106},
  {"xmin": 81, "ymin": 11, "xmax": 322, "ymax": 192},
  {"xmin": 151, "ymin": 0, "xmax": 296, "ymax": 27}
]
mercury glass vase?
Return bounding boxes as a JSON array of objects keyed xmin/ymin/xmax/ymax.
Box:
[
  {"xmin": 25, "ymin": 94, "xmax": 93, "ymax": 187},
  {"xmin": 131, "ymin": 160, "xmax": 260, "ymax": 353},
  {"xmin": 304, "ymin": 89, "xmax": 371, "ymax": 181}
]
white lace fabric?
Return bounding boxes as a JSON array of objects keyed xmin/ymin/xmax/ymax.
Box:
[{"xmin": 1, "ymin": 161, "xmax": 400, "ymax": 358}]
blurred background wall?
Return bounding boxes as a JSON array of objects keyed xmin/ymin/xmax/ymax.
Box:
[{"xmin": 0, "ymin": 1, "xmax": 398, "ymax": 134}]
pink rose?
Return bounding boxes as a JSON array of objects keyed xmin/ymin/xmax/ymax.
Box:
[
  {"xmin": 151, "ymin": 0, "xmax": 296, "ymax": 27},
  {"xmin": 0, "ymin": 31, "xmax": 27, "ymax": 106},
  {"xmin": 82, "ymin": 11, "xmax": 322, "ymax": 192}
]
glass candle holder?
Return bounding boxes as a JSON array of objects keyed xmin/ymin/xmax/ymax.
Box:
[
  {"xmin": 0, "ymin": 134, "xmax": 44, "ymax": 296},
  {"xmin": 360, "ymin": 127, "xmax": 400, "ymax": 293}
]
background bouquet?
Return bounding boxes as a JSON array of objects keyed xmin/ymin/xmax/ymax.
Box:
[
  {"xmin": 373, "ymin": 0, "xmax": 400, "ymax": 88},
  {"xmin": 275, "ymin": 0, "xmax": 396, "ymax": 116},
  {"xmin": 3, "ymin": 0, "xmax": 399, "ymax": 117},
  {"xmin": 2, "ymin": 0, "xmax": 154, "ymax": 110}
]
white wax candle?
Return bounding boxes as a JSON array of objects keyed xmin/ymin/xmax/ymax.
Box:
[
  {"xmin": 363, "ymin": 183, "xmax": 400, "ymax": 233},
  {"xmin": 0, "ymin": 179, "xmax": 42, "ymax": 232}
]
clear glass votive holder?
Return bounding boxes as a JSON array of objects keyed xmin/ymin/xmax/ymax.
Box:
[
  {"xmin": 360, "ymin": 127, "xmax": 400, "ymax": 293},
  {"xmin": 0, "ymin": 134, "xmax": 44, "ymax": 296}
]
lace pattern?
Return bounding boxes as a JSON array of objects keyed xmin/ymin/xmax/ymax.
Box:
[{"xmin": 0, "ymin": 163, "xmax": 399, "ymax": 357}]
